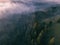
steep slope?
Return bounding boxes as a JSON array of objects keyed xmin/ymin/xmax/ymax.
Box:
[{"xmin": 0, "ymin": 4, "xmax": 60, "ymax": 45}]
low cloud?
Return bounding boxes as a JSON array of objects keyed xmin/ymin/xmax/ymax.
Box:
[
  {"xmin": 0, "ymin": 2, "xmax": 35, "ymax": 18},
  {"xmin": 0, "ymin": 0, "xmax": 60, "ymax": 19}
]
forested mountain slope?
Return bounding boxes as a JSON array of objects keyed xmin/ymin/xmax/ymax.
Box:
[{"xmin": 0, "ymin": 5, "xmax": 60, "ymax": 45}]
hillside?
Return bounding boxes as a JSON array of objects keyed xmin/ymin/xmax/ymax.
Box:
[{"xmin": 0, "ymin": 5, "xmax": 60, "ymax": 45}]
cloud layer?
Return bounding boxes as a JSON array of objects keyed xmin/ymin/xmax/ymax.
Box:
[{"xmin": 0, "ymin": 0, "xmax": 60, "ymax": 19}]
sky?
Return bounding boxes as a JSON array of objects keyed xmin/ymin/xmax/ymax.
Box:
[
  {"xmin": 0, "ymin": 0, "xmax": 60, "ymax": 19},
  {"xmin": 10, "ymin": 0, "xmax": 60, "ymax": 3},
  {"xmin": 0, "ymin": 0, "xmax": 60, "ymax": 3}
]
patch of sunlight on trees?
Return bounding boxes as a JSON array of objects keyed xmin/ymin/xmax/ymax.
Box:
[
  {"xmin": 37, "ymin": 30, "xmax": 44, "ymax": 44},
  {"xmin": 33, "ymin": 22, "xmax": 38, "ymax": 29},
  {"xmin": 49, "ymin": 37, "xmax": 55, "ymax": 45}
]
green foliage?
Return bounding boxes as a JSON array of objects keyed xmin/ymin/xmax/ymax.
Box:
[
  {"xmin": 57, "ymin": 18, "xmax": 60, "ymax": 23},
  {"xmin": 26, "ymin": 20, "xmax": 55, "ymax": 45}
]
